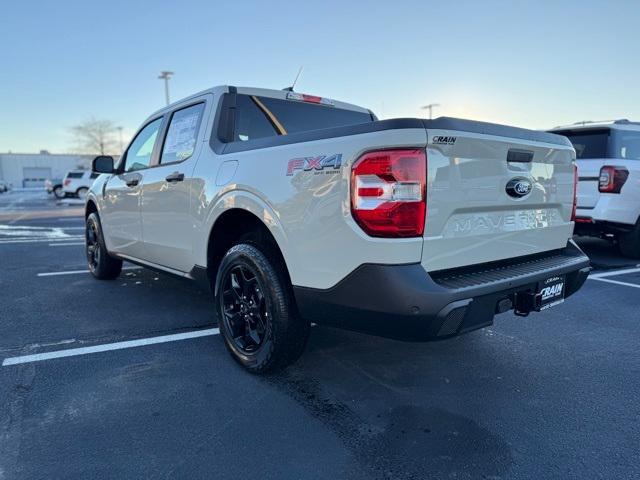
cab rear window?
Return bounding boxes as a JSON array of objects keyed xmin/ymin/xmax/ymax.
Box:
[
  {"xmin": 256, "ymin": 95, "xmax": 373, "ymax": 135},
  {"xmin": 229, "ymin": 94, "xmax": 373, "ymax": 143}
]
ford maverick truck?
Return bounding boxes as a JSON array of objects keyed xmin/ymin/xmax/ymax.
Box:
[{"xmin": 86, "ymin": 86, "xmax": 590, "ymax": 372}]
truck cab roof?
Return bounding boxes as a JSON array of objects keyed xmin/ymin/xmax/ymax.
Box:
[{"xmin": 148, "ymin": 85, "xmax": 372, "ymax": 120}]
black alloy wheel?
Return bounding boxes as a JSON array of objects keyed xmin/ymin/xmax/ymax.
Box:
[
  {"xmin": 215, "ymin": 242, "xmax": 310, "ymax": 373},
  {"xmin": 220, "ymin": 264, "xmax": 269, "ymax": 353},
  {"xmin": 85, "ymin": 212, "xmax": 123, "ymax": 280}
]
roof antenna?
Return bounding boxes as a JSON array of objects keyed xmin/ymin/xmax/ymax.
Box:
[{"xmin": 283, "ymin": 66, "xmax": 303, "ymax": 92}]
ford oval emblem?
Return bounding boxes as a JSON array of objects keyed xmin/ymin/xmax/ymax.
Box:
[{"xmin": 506, "ymin": 177, "xmax": 533, "ymax": 198}]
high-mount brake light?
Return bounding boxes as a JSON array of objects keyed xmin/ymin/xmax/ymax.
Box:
[
  {"xmin": 286, "ymin": 91, "xmax": 335, "ymax": 106},
  {"xmin": 351, "ymin": 149, "xmax": 427, "ymax": 238},
  {"xmin": 599, "ymin": 166, "xmax": 629, "ymax": 193}
]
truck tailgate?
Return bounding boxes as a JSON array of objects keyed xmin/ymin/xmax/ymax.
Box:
[{"xmin": 422, "ymin": 119, "xmax": 576, "ymax": 272}]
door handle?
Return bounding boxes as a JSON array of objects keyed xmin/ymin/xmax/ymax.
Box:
[
  {"xmin": 125, "ymin": 178, "xmax": 139, "ymax": 187},
  {"xmin": 165, "ymin": 172, "xmax": 185, "ymax": 183}
]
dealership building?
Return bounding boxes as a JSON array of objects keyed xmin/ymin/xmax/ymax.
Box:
[{"xmin": 0, "ymin": 152, "xmax": 93, "ymax": 188}]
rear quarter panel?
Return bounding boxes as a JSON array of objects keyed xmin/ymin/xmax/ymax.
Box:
[
  {"xmin": 192, "ymin": 128, "xmax": 427, "ymax": 289},
  {"xmin": 576, "ymin": 157, "xmax": 640, "ymax": 225}
]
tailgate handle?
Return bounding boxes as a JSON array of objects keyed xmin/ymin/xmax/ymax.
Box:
[{"xmin": 507, "ymin": 149, "xmax": 534, "ymax": 163}]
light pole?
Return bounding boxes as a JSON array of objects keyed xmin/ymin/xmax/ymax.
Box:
[
  {"xmin": 421, "ymin": 103, "xmax": 441, "ymax": 120},
  {"xmin": 158, "ymin": 71, "xmax": 174, "ymax": 106},
  {"xmin": 117, "ymin": 126, "xmax": 124, "ymax": 153}
]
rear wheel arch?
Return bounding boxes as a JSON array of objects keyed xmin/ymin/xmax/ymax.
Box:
[
  {"xmin": 206, "ymin": 208, "xmax": 293, "ymax": 290},
  {"xmin": 618, "ymin": 217, "xmax": 640, "ymax": 259}
]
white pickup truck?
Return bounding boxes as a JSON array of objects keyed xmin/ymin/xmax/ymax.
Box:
[{"xmin": 87, "ymin": 86, "xmax": 590, "ymax": 372}]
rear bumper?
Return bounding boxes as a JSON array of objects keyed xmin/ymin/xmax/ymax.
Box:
[
  {"xmin": 574, "ymin": 218, "xmax": 637, "ymax": 236},
  {"xmin": 576, "ymin": 196, "xmax": 639, "ymax": 227},
  {"xmin": 294, "ymin": 240, "xmax": 591, "ymax": 341}
]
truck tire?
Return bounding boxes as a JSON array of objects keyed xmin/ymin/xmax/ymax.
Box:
[
  {"xmin": 77, "ymin": 187, "xmax": 89, "ymax": 200},
  {"xmin": 86, "ymin": 212, "xmax": 123, "ymax": 279},
  {"xmin": 215, "ymin": 243, "xmax": 310, "ymax": 373},
  {"xmin": 618, "ymin": 220, "xmax": 640, "ymax": 259}
]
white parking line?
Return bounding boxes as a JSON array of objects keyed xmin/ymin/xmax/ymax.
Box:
[
  {"xmin": 37, "ymin": 266, "xmax": 142, "ymax": 277},
  {"xmin": 8, "ymin": 212, "xmax": 29, "ymax": 225},
  {"xmin": 588, "ymin": 266, "xmax": 640, "ymax": 289},
  {"xmin": 590, "ymin": 266, "xmax": 640, "ymax": 278},
  {"xmin": 49, "ymin": 242, "xmax": 85, "ymax": 247},
  {"xmin": 0, "ymin": 236, "xmax": 84, "ymax": 245},
  {"xmin": 2, "ymin": 328, "xmax": 220, "ymax": 366},
  {"xmin": 589, "ymin": 277, "xmax": 640, "ymax": 289}
]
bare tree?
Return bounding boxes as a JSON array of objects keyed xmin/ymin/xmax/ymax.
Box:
[{"xmin": 69, "ymin": 118, "xmax": 119, "ymax": 155}]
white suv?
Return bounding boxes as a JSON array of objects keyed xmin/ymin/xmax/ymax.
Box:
[
  {"xmin": 62, "ymin": 170, "xmax": 99, "ymax": 199},
  {"xmin": 549, "ymin": 120, "xmax": 640, "ymax": 258}
]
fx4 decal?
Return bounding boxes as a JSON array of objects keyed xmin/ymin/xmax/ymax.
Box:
[{"xmin": 286, "ymin": 154, "xmax": 343, "ymax": 176}]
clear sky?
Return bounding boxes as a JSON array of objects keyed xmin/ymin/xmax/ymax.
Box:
[{"xmin": 1, "ymin": 0, "xmax": 638, "ymax": 153}]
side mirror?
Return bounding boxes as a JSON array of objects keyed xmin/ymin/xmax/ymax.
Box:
[{"xmin": 92, "ymin": 155, "xmax": 115, "ymax": 174}]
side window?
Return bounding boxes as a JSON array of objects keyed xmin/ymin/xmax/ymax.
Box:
[
  {"xmin": 234, "ymin": 95, "xmax": 277, "ymax": 142},
  {"xmin": 160, "ymin": 103, "xmax": 205, "ymax": 164},
  {"xmin": 90, "ymin": 172, "xmax": 100, "ymax": 179},
  {"xmin": 615, "ymin": 131, "xmax": 640, "ymax": 160},
  {"xmin": 124, "ymin": 118, "xmax": 163, "ymax": 172}
]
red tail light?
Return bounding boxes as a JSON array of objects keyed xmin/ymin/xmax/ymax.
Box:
[
  {"xmin": 64, "ymin": 179, "xmax": 71, "ymax": 186},
  {"xmin": 599, "ymin": 166, "xmax": 629, "ymax": 193},
  {"xmin": 571, "ymin": 163, "xmax": 578, "ymax": 221},
  {"xmin": 351, "ymin": 149, "xmax": 426, "ymax": 237}
]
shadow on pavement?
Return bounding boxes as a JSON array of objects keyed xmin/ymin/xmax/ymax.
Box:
[{"xmin": 574, "ymin": 236, "xmax": 639, "ymax": 270}]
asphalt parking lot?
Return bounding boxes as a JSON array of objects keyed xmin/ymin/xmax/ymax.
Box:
[{"xmin": 1, "ymin": 190, "xmax": 639, "ymax": 479}]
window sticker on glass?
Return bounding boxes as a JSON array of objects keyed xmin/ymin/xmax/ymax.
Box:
[{"xmin": 161, "ymin": 103, "xmax": 205, "ymax": 164}]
